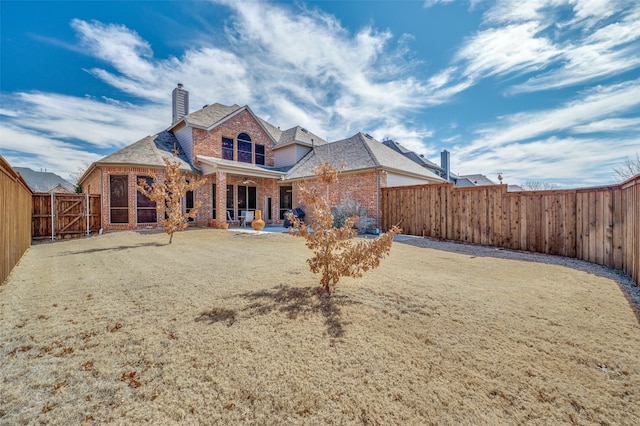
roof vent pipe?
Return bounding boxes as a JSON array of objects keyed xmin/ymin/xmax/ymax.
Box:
[{"xmin": 172, "ymin": 83, "xmax": 189, "ymax": 125}]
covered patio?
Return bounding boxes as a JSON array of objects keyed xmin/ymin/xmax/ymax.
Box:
[{"xmin": 197, "ymin": 156, "xmax": 293, "ymax": 226}]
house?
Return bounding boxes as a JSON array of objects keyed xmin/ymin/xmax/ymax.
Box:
[
  {"xmin": 382, "ymin": 139, "xmax": 444, "ymax": 178},
  {"xmin": 79, "ymin": 85, "xmax": 444, "ymax": 232},
  {"xmin": 456, "ymin": 174, "xmax": 524, "ymax": 192},
  {"xmin": 14, "ymin": 167, "xmax": 75, "ymax": 193},
  {"xmin": 381, "ymin": 142, "xmax": 526, "ymax": 192}
]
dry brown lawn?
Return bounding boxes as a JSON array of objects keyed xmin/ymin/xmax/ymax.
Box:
[{"xmin": 1, "ymin": 229, "xmax": 639, "ymax": 425}]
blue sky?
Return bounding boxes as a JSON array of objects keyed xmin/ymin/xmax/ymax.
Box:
[{"xmin": 1, "ymin": 0, "xmax": 639, "ymax": 188}]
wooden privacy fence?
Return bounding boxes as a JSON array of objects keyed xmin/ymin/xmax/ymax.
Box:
[
  {"xmin": 382, "ymin": 175, "xmax": 640, "ymax": 287},
  {"xmin": 32, "ymin": 193, "xmax": 101, "ymax": 241},
  {"xmin": 1, "ymin": 156, "xmax": 33, "ymax": 284}
]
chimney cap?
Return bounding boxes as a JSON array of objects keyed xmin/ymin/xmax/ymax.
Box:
[{"xmin": 177, "ymin": 83, "xmax": 184, "ymax": 89}]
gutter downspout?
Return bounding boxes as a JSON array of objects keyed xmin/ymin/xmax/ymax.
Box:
[{"xmin": 376, "ymin": 167, "xmax": 380, "ymax": 234}]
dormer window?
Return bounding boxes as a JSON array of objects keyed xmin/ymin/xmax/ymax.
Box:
[{"xmin": 237, "ymin": 133, "xmax": 252, "ymax": 163}]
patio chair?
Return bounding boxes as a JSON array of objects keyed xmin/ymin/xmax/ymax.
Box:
[
  {"xmin": 242, "ymin": 210, "xmax": 254, "ymax": 227},
  {"xmin": 227, "ymin": 211, "xmax": 239, "ymax": 227}
]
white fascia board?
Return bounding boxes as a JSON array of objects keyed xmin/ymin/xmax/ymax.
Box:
[{"xmin": 197, "ymin": 156, "xmax": 284, "ymax": 179}]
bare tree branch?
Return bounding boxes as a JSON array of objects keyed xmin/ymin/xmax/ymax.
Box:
[
  {"xmin": 287, "ymin": 163, "xmax": 400, "ymax": 294},
  {"xmin": 136, "ymin": 158, "xmax": 207, "ymax": 243},
  {"xmin": 613, "ymin": 153, "xmax": 640, "ymax": 182}
]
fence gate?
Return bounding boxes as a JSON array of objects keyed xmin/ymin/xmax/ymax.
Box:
[{"xmin": 32, "ymin": 193, "xmax": 101, "ymax": 241}]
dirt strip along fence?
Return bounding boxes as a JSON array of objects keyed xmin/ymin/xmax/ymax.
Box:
[
  {"xmin": 32, "ymin": 193, "xmax": 102, "ymax": 241},
  {"xmin": 382, "ymin": 175, "xmax": 640, "ymax": 287},
  {"xmin": 1, "ymin": 156, "xmax": 33, "ymax": 284}
]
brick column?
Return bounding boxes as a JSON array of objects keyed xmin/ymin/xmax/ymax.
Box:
[{"xmin": 216, "ymin": 171, "xmax": 227, "ymax": 223}]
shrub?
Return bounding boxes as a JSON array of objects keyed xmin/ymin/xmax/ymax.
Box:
[
  {"xmin": 332, "ymin": 199, "xmax": 373, "ymax": 234},
  {"xmin": 287, "ymin": 162, "xmax": 400, "ymax": 294}
]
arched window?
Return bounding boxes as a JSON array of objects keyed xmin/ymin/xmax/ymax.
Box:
[{"xmin": 237, "ymin": 133, "xmax": 252, "ymax": 163}]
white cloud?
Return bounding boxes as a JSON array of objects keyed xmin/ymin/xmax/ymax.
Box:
[
  {"xmin": 456, "ymin": 22, "xmax": 561, "ymax": 79},
  {"xmin": 423, "ymin": 0, "xmax": 456, "ymax": 8},
  {"xmin": 459, "ymin": 78, "xmax": 640, "ymax": 155},
  {"xmin": 0, "ymin": 124, "xmax": 103, "ymax": 180},
  {"xmin": 572, "ymin": 117, "xmax": 640, "ymax": 133},
  {"xmin": 455, "ymin": 135, "xmax": 640, "ymax": 187},
  {"xmin": 4, "ymin": 92, "xmax": 167, "ymax": 149},
  {"xmin": 467, "ymin": 0, "xmax": 640, "ymax": 93}
]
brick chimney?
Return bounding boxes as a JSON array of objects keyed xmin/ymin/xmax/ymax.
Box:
[
  {"xmin": 441, "ymin": 150, "xmax": 451, "ymax": 182},
  {"xmin": 172, "ymin": 83, "xmax": 189, "ymax": 124}
]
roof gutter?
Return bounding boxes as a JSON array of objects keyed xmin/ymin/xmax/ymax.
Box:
[
  {"xmin": 197, "ymin": 156, "xmax": 283, "ymax": 179},
  {"xmin": 283, "ymin": 165, "xmax": 444, "ymax": 183}
]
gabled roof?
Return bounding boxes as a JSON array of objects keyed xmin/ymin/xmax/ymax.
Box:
[
  {"xmin": 382, "ymin": 139, "xmax": 443, "ymax": 172},
  {"xmin": 14, "ymin": 167, "xmax": 75, "ymax": 192},
  {"xmin": 96, "ymin": 131, "xmax": 197, "ymax": 172},
  {"xmin": 171, "ymin": 102, "xmax": 326, "ymax": 149},
  {"xmin": 179, "ymin": 103, "xmax": 242, "ymax": 129},
  {"xmin": 458, "ymin": 174, "xmax": 496, "ymax": 186},
  {"xmin": 274, "ymin": 126, "xmax": 327, "ymax": 149},
  {"xmin": 174, "ymin": 103, "xmax": 282, "ymax": 146},
  {"xmin": 284, "ymin": 132, "xmax": 445, "ymax": 182}
]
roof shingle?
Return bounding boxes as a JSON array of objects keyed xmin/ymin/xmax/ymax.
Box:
[
  {"xmin": 285, "ymin": 133, "xmax": 444, "ymax": 182},
  {"xmin": 97, "ymin": 131, "xmax": 197, "ymax": 172}
]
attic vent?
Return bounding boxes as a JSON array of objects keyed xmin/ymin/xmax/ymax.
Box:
[
  {"xmin": 364, "ymin": 133, "xmax": 373, "ymax": 139},
  {"xmin": 301, "ymin": 128, "xmax": 309, "ymax": 133}
]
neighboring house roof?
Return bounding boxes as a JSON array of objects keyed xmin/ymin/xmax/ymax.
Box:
[
  {"xmin": 14, "ymin": 167, "xmax": 75, "ymax": 192},
  {"xmin": 284, "ymin": 132, "xmax": 445, "ymax": 182},
  {"xmin": 507, "ymin": 184, "xmax": 524, "ymax": 192},
  {"xmin": 458, "ymin": 174, "xmax": 497, "ymax": 186},
  {"xmin": 382, "ymin": 139, "xmax": 443, "ymax": 173},
  {"xmin": 95, "ymin": 131, "xmax": 197, "ymax": 173},
  {"xmin": 452, "ymin": 177, "xmax": 477, "ymax": 187}
]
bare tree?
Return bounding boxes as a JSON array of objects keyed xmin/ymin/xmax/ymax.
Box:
[
  {"xmin": 613, "ymin": 153, "xmax": 640, "ymax": 182},
  {"xmin": 137, "ymin": 158, "xmax": 207, "ymax": 243},
  {"xmin": 69, "ymin": 161, "xmax": 92, "ymax": 193},
  {"xmin": 521, "ymin": 180, "xmax": 560, "ymax": 191},
  {"xmin": 288, "ymin": 163, "xmax": 400, "ymax": 294}
]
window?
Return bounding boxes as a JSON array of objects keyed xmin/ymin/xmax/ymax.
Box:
[
  {"xmin": 255, "ymin": 144, "xmax": 265, "ymax": 165},
  {"xmin": 279, "ymin": 186, "xmax": 292, "ymax": 220},
  {"xmin": 226, "ymin": 184, "xmax": 235, "ymax": 220},
  {"xmin": 237, "ymin": 185, "xmax": 257, "ymax": 211},
  {"xmin": 109, "ymin": 175, "xmax": 129, "ymax": 224},
  {"xmin": 237, "ymin": 133, "xmax": 252, "ymax": 163},
  {"xmin": 222, "ymin": 137, "xmax": 234, "ymax": 160},
  {"xmin": 136, "ymin": 176, "xmax": 157, "ymax": 224},
  {"xmin": 212, "ymin": 184, "xmax": 217, "ymax": 219},
  {"xmin": 186, "ymin": 189, "xmax": 195, "ymax": 222}
]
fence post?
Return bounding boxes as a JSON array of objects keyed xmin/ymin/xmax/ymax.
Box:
[
  {"xmin": 50, "ymin": 192, "xmax": 55, "ymax": 242},
  {"xmin": 86, "ymin": 193, "xmax": 90, "ymax": 235}
]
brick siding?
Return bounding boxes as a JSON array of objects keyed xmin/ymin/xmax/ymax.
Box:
[
  {"xmin": 86, "ymin": 110, "xmax": 392, "ymax": 231},
  {"xmin": 191, "ymin": 110, "xmax": 275, "ymax": 167}
]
